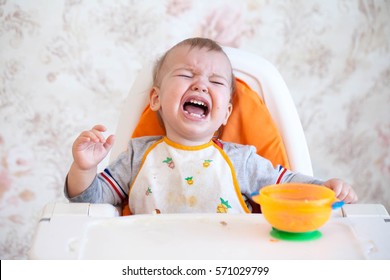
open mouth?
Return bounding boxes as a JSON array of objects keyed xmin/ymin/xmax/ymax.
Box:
[{"xmin": 183, "ymin": 97, "xmax": 210, "ymax": 119}]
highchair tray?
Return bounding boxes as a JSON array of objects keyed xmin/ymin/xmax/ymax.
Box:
[{"xmin": 28, "ymin": 203, "xmax": 390, "ymax": 259}]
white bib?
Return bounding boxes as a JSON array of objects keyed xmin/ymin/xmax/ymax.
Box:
[{"xmin": 129, "ymin": 138, "xmax": 249, "ymax": 214}]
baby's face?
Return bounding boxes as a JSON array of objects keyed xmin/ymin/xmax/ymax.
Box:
[{"xmin": 150, "ymin": 45, "xmax": 233, "ymax": 145}]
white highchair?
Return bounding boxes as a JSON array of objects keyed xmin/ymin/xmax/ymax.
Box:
[{"xmin": 28, "ymin": 47, "xmax": 390, "ymax": 260}]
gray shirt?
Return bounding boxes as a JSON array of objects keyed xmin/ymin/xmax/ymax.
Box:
[{"xmin": 65, "ymin": 136, "xmax": 324, "ymax": 210}]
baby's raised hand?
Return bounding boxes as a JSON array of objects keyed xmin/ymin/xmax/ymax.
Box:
[
  {"xmin": 72, "ymin": 124, "xmax": 115, "ymax": 170},
  {"xmin": 323, "ymin": 178, "xmax": 358, "ymax": 203}
]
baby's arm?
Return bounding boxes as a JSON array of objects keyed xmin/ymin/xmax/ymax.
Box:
[
  {"xmin": 226, "ymin": 143, "xmax": 358, "ymax": 204},
  {"xmin": 67, "ymin": 124, "xmax": 115, "ymax": 198}
]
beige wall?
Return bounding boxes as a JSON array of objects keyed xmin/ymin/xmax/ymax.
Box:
[{"xmin": 1, "ymin": 0, "xmax": 389, "ymax": 259}]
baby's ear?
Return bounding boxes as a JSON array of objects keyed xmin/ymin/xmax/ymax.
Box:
[
  {"xmin": 222, "ymin": 103, "xmax": 233, "ymax": 126},
  {"xmin": 149, "ymin": 87, "xmax": 161, "ymax": 111}
]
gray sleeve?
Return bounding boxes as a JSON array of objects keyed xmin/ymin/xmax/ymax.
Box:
[
  {"xmin": 64, "ymin": 136, "xmax": 162, "ymax": 206},
  {"xmin": 223, "ymin": 142, "xmax": 324, "ymax": 197},
  {"xmin": 64, "ymin": 175, "xmax": 118, "ymax": 204}
]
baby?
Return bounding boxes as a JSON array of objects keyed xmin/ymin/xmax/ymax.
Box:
[{"xmin": 65, "ymin": 37, "xmax": 357, "ymax": 214}]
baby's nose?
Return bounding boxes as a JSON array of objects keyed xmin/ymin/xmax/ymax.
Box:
[{"xmin": 192, "ymin": 83, "xmax": 208, "ymax": 93}]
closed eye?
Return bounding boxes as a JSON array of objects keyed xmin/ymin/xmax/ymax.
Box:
[{"xmin": 211, "ymin": 80, "xmax": 226, "ymax": 86}]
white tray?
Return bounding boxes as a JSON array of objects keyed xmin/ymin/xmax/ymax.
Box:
[{"xmin": 29, "ymin": 203, "xmax": 390, "ymax": 260}]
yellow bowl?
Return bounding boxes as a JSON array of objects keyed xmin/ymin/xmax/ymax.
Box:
[{"xmin": 252, "ymin": 183, "xmax": 337, "ymax": 233}]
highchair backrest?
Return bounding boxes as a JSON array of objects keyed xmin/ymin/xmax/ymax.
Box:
[{"xmin": 109, "ymin": 46, "xmax": 313, "ymax": 176}]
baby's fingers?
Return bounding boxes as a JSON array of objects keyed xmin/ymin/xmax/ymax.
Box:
[
  {"xmin": 90, "ymin": 124, "xmax": 108, "ymax": 143},
  {"xmin": 332, "ymin": 182, "xmax": 358, "ymax": 204},
  {"xmin": 340, "ymin": 188, "xmax": 358, "ymax": 204},
  {"xmin": 73, "ymin": 134, "xmax": 97, "ymax": 152},
  {"xmin": 92, "ymin": 124, "xmax": 107, "ymax": 133},
  {"xmin": 103, "ymin": 134, "xmax": 115, "ymax": 150},
  {"xmin": 78, "ymin": 130, "xmax": 101, "ymax": 143},
  {"xmin": 323, "ymin": 179, "xmax": 358, "ymax": 204},
  {"xmin": 76, "ymin": 125, "xmax": 107, "ymax": 144}
]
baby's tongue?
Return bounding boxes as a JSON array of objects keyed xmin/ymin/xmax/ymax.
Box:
[{"xmin": 184, "ymin": 104, "xmax": 205, "ymax": 115}]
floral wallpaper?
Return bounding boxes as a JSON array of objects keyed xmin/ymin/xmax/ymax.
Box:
[{"xmin": 1, "ymin": 0, "xmax": 389, "ymax": 259}]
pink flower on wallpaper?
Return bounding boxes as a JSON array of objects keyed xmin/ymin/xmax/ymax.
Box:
[
  {"xmin": 199, "ymin": 7, "xmax": 254, "ymax": 47},
  {"xmin": 5, "ymin": 147, "xmax": 32, "ymax": 175},
  {"xmin": 8, "ymin": 214, "xmax": 23, "ymax": 224},
  {"xmin": 0, "ymin": 136, "xmax": 11, "ymax": 199},
  {"xmin": 0, "ymin": 169, "xmax": 12, "ymax": 199},
  {"xmin": 376, "ymin": 124, "xmax": 390, "ymax": 147},
  {"xmin": 166, "ymin": 0, "xmax": 192, "ymax": 16},
  {"xmin": 375, "ymin": 124, "xmax": 390, "ymax": 175},
  {"xmin": 19, "ymin": 190, "xmax": 35, "ymax": 202},
  {"xmin": 0, "ymin": 2, "xmax": 39, "ymax": 48},
  {"xmin": 379, "ymin": 157, "xmax": 390, "ymax": 176}
]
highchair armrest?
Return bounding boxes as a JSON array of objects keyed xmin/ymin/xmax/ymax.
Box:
[
  {"xmin": 40, "ymin": 202, "xmax": 120, "ymax": 219},
  {"xmin": 341, "ymin": 204, "xmax": 389, "ymax": 218},
  {"xmin": 29, "ymin": 202, "xmax": 120, "ymax": 259}
]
